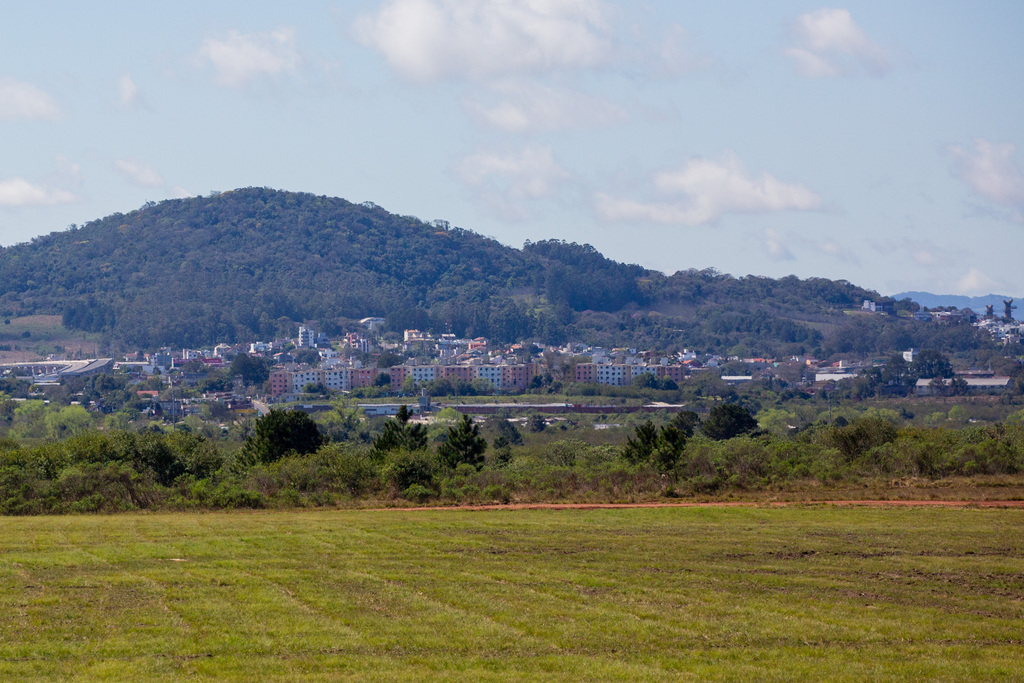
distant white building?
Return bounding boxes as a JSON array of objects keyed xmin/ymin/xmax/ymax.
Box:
[
  {"xmin": 297, "ymin": 326, "xmax": 315, "ymax": 349},
  {"xmin": 475, "ymin": 364, "xmax": 502, "ymax": 389},
  {"xmin": 595, "ymin": 364, "xmax": 628, "ymax": 386},
  {"xmin": 360, "ymin": 317, "xmax": 386, "ymax": 332},
  {"xmin": 249, "ymin": 341, "xmax": 272, "ymax": 355}
]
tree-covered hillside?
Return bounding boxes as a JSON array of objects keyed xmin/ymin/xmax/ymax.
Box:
[{"xmin": 0, "ymin": 188, "xmax": 995, "ymax": 358}]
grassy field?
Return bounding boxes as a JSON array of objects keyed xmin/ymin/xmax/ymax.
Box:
[
  {"xmin": 1, "ymin": 506, "xmax": 1022, "ymax": 681},
  {"xmin": 0, "ymin": 315, "xmax": 99, "ymax": 362}
]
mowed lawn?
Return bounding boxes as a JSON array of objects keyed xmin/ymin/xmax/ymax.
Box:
[{"xmin": 1, "ymin": 507, "xmax": 1022, "ymax": 681}]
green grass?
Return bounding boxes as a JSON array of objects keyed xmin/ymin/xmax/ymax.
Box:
[
  {"xmin": 0, "ymin": 314, "xmax": 100, "ymax": 360},
  {"xmin": 1, "ymin": 507, "xmax": 1022, "ymax": 680}
]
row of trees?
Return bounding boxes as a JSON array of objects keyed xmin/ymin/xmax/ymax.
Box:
[{"xmin": 4, "ymin": 404, "xmax": 1024, "ymax": 514}]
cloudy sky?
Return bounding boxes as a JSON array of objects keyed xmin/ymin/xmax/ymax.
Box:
[{"xmin": 2, "ymin": 1, "xmax": 1022, "ymax": 296}]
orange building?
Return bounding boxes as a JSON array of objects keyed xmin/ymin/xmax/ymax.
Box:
[
  {"xmin": 575, "ymin": 363, "xmax": 596, "ymax": 383},
  {"xmin": 442, "ymin": 365, "xmax": 476, "ymax": 383},
  {"xmin": 352, "ymin": 367, "xmax": 378, "ymax": 388},
  {"xmin": 501, "ymin": 363, "xmax": 539, "ymax": 391}
]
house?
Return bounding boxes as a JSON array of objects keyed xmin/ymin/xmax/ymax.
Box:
[
  {"xmin": 914, "ymin": 377, "xmax": 1011, "ymax": 396},
  {"xmin": 862, "ymin": 300, "xmax": 895, "ymax": 315}
]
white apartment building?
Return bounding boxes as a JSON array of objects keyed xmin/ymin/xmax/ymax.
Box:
[
  {"xmin": 297, "ymin": 326, "xmax": 315, "ymax": 348},
  {"xmin": 249, "ymin": 341, "xmax": 272, "ymax": 354},
  {"xmin": 595, "ymin": 364, "xmax": 629, "ymax": 386},
  {"xmin": 408, "ymin": 365, "xmax": 437, "ymax": 383},
  {"xmin": 475, "ymin": 365, "xmax": 502, "ymax": 389}
]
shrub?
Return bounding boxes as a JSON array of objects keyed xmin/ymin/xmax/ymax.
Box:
[
  {"xmin": 820, "ymin": 416, "xmax": 898, "ymax": 460},
  {"xmin": 702, "ymin": 405, "xmax": 758, "ymax": 441},
  {"xmin": 402, "ymin": 483, "xmax": 433, "ymax": 503},
  {"xmin": 381, "ymin": 450, "xmax": 437, "ymax": 492},
  {"xmin": 437, "ymin": 415, "xmax": 487, "ymax": 470},
  {"xmin": 241, "ymin": 410, "xmax": 324, "ymax": 465}
]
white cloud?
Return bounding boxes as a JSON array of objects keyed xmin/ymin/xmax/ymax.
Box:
[
  {"xmin": 784, "ymin": 8, "xmax": 890, "ymax": 78},
  {"xmin": 0, "ymin": 178, "xmax": 76, "ymax": 206},
  {"xmin": 456, "ymin": 145, "xmax": 569, "ymax": 198},
  {"xmin": 118, "ymin": 74, "xmax": 140, "ymax": 107},
  {"xmin": 659, "ymin": 24, "xmax": 711, "ymax": 76},
  {"xmin": 947, "ymin": 138, "xmax": 1024, "ymax": 221},
  {"xmin": 198, "ymin": 28, "xmax": 300, "ymax": 87},
  {"xmin": 0, "ymin": 77, "xmax": 59, "ymax": 120},
  {"xmin": 113, "ymin": 158, "xmax": 164, "ymax": 187},
  {"xmin": 455, "ymin": 145, "xmax": 571, "ymax": 220},
  {"xmin": 956, "ymin": 267, "xmax": 999, "ymax": 296},
  {"xmin": 55, "ymin": 154, "xmax": 81, "ymax": 181},
  {"xmin": 464, "ymin": 80, "xmax": 625, "ymax": 132},
  {"xmin": 170, "ymin": 186, "xmax": 194, "ymax": 199},
  {"xmin": 763, "ymin": 228, "xmax": 794, "ymax": 261},
  {"xmin": 355, "ymin": 0, "xmax": 611, "ymax": 82},
  {"xmin": 595, "ymin": 151, "xmax": 821, "ymax": 225},
  {"xmin": 900, "ymin": 239, "xmax": 950, "ymax": 268},
  {"xmin": 809, "ymin": 238, "xmax": 861, "ymax": 265}
]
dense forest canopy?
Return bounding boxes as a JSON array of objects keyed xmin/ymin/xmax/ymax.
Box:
[{"xmin": 0, "ymin": 188, "xmax": 994, "ymax": 358}]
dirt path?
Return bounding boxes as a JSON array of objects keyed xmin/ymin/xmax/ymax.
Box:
[{"xmin": 376, "ymin": 499, "xmax": 1024, "ymax": 512}]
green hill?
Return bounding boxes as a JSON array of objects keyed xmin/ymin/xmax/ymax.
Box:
[{"xmin": 0, "ymin": 188, "xmax": 992, "ymax": 358}]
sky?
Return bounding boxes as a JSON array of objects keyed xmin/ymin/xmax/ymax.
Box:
[{"xmin": 1, "ymin": 1, "xmax": 1022, "ymax": 297}]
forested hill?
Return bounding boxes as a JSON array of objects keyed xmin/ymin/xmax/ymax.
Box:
[{"xmin": 0, "ymin": 188, "xmax": 989, "ymax": 357}]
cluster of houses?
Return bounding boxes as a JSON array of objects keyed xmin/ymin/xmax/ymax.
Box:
[
  {"xmin": 102, "ymin": 323, "xmax": 1017, "ymax": 401},
  {"xmin": 269, "ymin": 362, "xmax": 541, "ymax": 396},
  {"xmin": 9, "ymin": 300, "xmax": 1012, "ymax": 404}
]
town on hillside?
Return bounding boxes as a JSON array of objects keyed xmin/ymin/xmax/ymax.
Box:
[{"xmin": 1, "ymin": 300, "xmax": 1019, "ymax": 423}]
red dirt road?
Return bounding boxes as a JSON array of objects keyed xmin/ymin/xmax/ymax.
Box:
[{"xmin": 380, "ymin": 499, "xmax": 1024, "ymax": 512}]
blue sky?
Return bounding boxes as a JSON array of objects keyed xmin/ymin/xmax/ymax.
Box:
[{"xmin": 2, "ymin": 1, "xmax": 1022, "ymax": 297}]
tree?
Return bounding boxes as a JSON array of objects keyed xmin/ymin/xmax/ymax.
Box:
[
  {"xmin": 241, "ymin": 409, "xmax": 323, "ymax": 464},
  {"xmin": 881, "ymin": 354, "xmax": 911, "ymax": 387},
  {"xmin": 302, "ymin": 382, "xmax": 330, "ymax": 395},
  {"xmin": 622, "ymin": 420, "xmax": 687, "ymax": 472},
  {"xmin": 294, "ymin": 348, "xmax": 321, "ymax": 367},
  {"xmin": 318, "ymin": 406, "xmax": 367, "ymax": 443},
  {"xmin": 437, "ymin": 414, "xmax": 488, "ymax": 470},
  {"xmin": 702, "ymin": 404, "xmax": 758, "ymax": 441},
  {"xmin": 487, "ymin": 416, "xmax": 523, "ymax": 446},
  {"xmin": 669, "ymin": 410, "xmax": 700, "ymax": 437},
  {"xmin": 230, "ymin": 354, "xmax": 271, "ymax": 386},
  {"xmin": 632, "ymin": 373, "xmax": 659, "ymax": 389},
  {"xmin": 45, "ymin": 405, "xmax": 92, "ymax": 439},
  {"xmin": 371, "ymin": 404, "xmax": 428, "ymax": 456},
  {"xmin": 910, "ymin": 349, "xmax": 954, "ymax": 380},
  {"xmin": 377, "ymin": 352, "xmax": 403, "ymax": 368},
  {"xmin": 526, "ymin": 413, "xmax": 546, "ymax": 433}
]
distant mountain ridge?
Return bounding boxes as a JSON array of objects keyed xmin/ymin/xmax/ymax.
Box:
[
  {"xmin": 894, "ymin": 291, "xmax": 1021, "ymax": 313},
  {"xmin": 0, "ymin": 188, "xmax": 996, "ymax": 358}
]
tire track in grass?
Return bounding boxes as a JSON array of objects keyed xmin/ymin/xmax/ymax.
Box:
[
  {"xmin": 300, "ymin": 526, "xmax": 565, "ymax": 660},
  {"xmin": 341, "ymin": 518, "xmax": 710, "ymax": 677},
  {"xmin": 332, "ymin": 509, "xmax": 1024, "ymax": 664}
]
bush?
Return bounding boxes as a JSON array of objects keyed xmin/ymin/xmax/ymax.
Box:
[
  {"xmin": 437, "ymin": 415, "xmax": 488, "ymax": 470},
  {"xmin": 381, "ymin": 450, "xmax": 436, "ymax": 492},
  {"xmin": 702, "ymin": 405, "xmax": 758, "ymax": 441},
  {"xmin": 241, "ymin": 410, "xmax": 324, "ymax": 465},
  {"xmin": 402, "ymin": 483, "xmax": 433, "ymax": 503},
  {"xmin": 819, "ymin": 416, "xmax": 898, "ymax": 460}
]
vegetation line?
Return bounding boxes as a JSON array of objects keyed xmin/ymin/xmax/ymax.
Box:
[{"xmin": 368, "ymin": 499, "xmax": 1024, "ymax": 512}]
